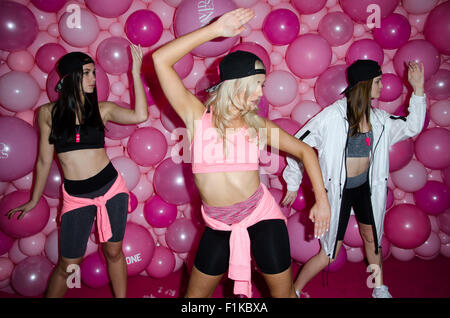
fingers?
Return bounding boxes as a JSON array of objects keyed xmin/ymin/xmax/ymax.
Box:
[
  {"xmin": 6, "ymin": 208, "xmax": 21, "ymax": 220},
  {"xmin": 232, "ymin": 8, "xmax": 254, "ymax": 26}
]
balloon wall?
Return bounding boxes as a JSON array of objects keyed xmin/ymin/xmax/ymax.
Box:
[{"xmin": 0, "ymin": 0, "xmax": 449, "ymax": 297}]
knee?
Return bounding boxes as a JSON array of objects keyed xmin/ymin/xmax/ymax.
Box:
[
  {"xmin": 57, "ymin": 258, "xmax": 82, "ymax": 277},
  {"xmin": 102, "ymin": 245, "xmax": 123, "ymax": 262},
  {"xmin": 360, "ymin": 230, "xmax": 374, "ymax": 245}
]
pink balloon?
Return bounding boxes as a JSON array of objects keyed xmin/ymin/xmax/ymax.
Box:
[
  {"xmin": 0, "ymin": 230, "xmax": 14, "ymax": 256},
  {"xmin": 373, "ymin": 13, "xmax": 411, "ymax": 50},
  {"xmin": 425, "ymin": 69, "xmax": 450, "ymax": 101},
  {"xmin": 386, "ymin": 188, "xmax": 394, "ymax": 209},
  {"xmin": 379, "ymin": 73, "xmax": 403, "ymax": 102},
  {"xmin": 153, "ymin": 158, "xmax": 199, "ymax": 205},
  {"xmin": 80, "ymin": 252, "xmax": 110, "ymax": 288},
  {"xmin": 424, "ymin": 1, "xmax": 450, "ymax": 55},
  {"xmin": 388, "ymin": 138, "xmax": 414, "ymax": 172},
  {"xmin": 59, "ymin": 8, "xmax": 99, "ymax": 48},
  {"xmin": 292, "ymin": 0, "xmax": 327, "ymax": 14},
  {"xmin": 104, "ymin": 102, "xmax": 137, "ymax": 140},
  {"xmin": 263, "ymin": 70, "xmax": 298, "ymax": 106},
  {"xmin": 0, "ymin": 1, "xmax": 38, "ymax": 51},
  {"xmin": 111, "ymin": 156, "xmax": 140, "ymax": 190},
  {"xmin": 343, "ymin": 215, "xmax": 364, "ymax": 247},
  {"xmin": 314, "ymin": 64, "xmax": 347, "ymax": 107},
  {"xmin": 32, "ymin": 0, "xmax": 66, "ymax": 13},
  {"xmin": 257, "ymin": 96, "xmax": 269, "ymax": 118},
  {"xmin": 393, "ymin": 40, "xmax": 440, "ymax": 81},
  {"xmin": 390, "ymin": 245, "xmax": 415, "ymax": 261},
  {"xmin": 384, "ymin": 204, "xmax": 431, "ymax": 249},
  {"xmin": 96, "ymin": 37, "xmax": 130, "ymax": 75},
  {"xmin": 0, "ymin": 71, "xmax": 40, "ymax": 112},
  {"xmin": 324, "ymin": 246, "xmax": 347, "ymax": 272},
  {"xmin": 391, "ymin": 159, "xmax": 427, "ymax": 193},
  {"xmin": 403, "ymin": 0, "xmax": 438, "ymax": 14},
  {"xmin": 430, "ymin": 100, "xmax": 450, "ymax": 127},
  {"xmin": 173, "ymin": 0, "xmax": 238, "ymax": 57},
  {"xmin": 93, "ymin": 64, "xmax": 110, "ymax": 102},
  {"xmin": 0, "ymin": 117, "xmax": 38, "ymax": 181},
  {"xmin": 268, "ymin": 188, "xmax": 291, "ymax": 218},
  {"xmin": 85, "ymin": 0, "xmax": 133, "ymax": 18},
  {"xmin": 165, "ymin": 218, "xmax": 198, "ymax": 253},
  {"xmin": 262, "ymin": 9, "xmax": 299, "ymax": 46},
  {"xmin": 413, "ymin": 181, "xmax": 450, "ymax": 216},
  {"xmin": 125, "ymin": 10, "xmax": 163, "ymax": 47},
  {"xmin": 160, "ymin": 104, "xmax": 186, "ymax": 132},
  {"xmin": 346, "ymin": 39, "xmax": 384, "ymax": 66},
  {"xmin": 11, "ymin": 256, "xmax": 53, "ymax": 296},
  {"xmin": 346, "ymin": 246, "xmax": 364, "ymax": 263},
  {"xmin": 146, "ymin": 246, "xmax": 175, "ymax": 278},
  {"xmin": 443, "ymin": 167, "xmax": 450, "ymax": 189},
  {"xmin": 438, "ymin": 209, "xmax": 450, "ymax": 235},
  {"xmin": 414, "ymin": 231, "xmax": 440, "ymax": 258},
  {"xmin": 339, "ymin": 0, "xmax": 399, "ymax": 24},
  {"xmin": 291, "ymin": 187, "xmax": 307, "ymax": 212},
  {"xmin": 144, "ymin": 195, "xmax": 178, "ymax": 228},
  {"xmin": 381, "ymin": 236, "xmax": 391, "ymax": 260},
  {"xmin": 286, "ymin": 34, "xmax": 332, "ymax": 78},
  {"xmin": 291, "ymin": 100, "xmax": 322, "ymax": 126},
  {"xmin": 414, "ymin": 127, "xmax": 450, "ymax": 170},
  {"xmin": 173, "ymin": 53, "xmax": 194, "ymax": 80},
  {"xmin": 0, "ymin": 257, "xmax": 14, "ymax": 281},
  {"xmin": 127, "ymin": 127, "xmax": 168, "ymax": 167},
  {"xmin": 122, "ymin": 222, "xmax": 155, "ymax": 276},
  {"xmin": 318, "ymin": 12, "xmax": 354, "ymax": 47},
  {"xmin": 287, "ymin": 212, "xmax": 320, "ymax": 264},
  {"xmin": 43, "ymin": 161, "xmax": 62, "ymax": 199},
  {"xmin": 19, "ymin": 232, "xmax": 46, "ymax": 256},
  {"xmin": 129, "ymin": 192, "xmax": 138, "ymax": 213},
  {"xmin": 272, "ymin": 117, "xmax": 302, "ymax": 136},
  {"xmin": 35, "ymin": 43, "xmax": 67, "ymax": 73},
  {"xmin": 7, "ymin": 50, "xmax": 34, "ymax": 72},
  {"xmin": 46, "ymin": 68, "xmax": 60, "ymax": 102},
  {"xmin": 44, "ymin": 229, "xmax": 58, "ymax": 264},
  {"xmin": 230, "ymin": 42, "xmax": 271, "ymax": 73}
]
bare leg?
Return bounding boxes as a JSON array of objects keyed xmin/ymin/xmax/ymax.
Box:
[
  {"xmin": 262, "ymin": 266, "xmax": 297, "ymax": 298},
  {"xmin": 185, "ymin": 266, "xmax": 225, "ymax": 298},
  {"xmin": 46, "ymin": 256, "xmax": 83, "ymax": 298},
  {"xmin": 294, "ymin": 241, "xmax": 344, "ymax": 294},
  {"xmin": 358, "ymin": 223, "xmax": 384, "ymax": 287},
  {"xmin": 102, "ymin": 241, "xmax": 127, "ymax": 298}
]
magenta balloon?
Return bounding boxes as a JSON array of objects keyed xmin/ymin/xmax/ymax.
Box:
[
  {"xmin": 413, "ymin": 181, "xmax": 450, "ymax": 216},
  {"xmin": 339, "ymin": 0, "xmax": 399, "ymax": 23},
  {"xmin": 438, "ymin": 209, "xmax": 450, "ymax": 235},
  {"xmin": 424, "ymin": 1, "xmax": 450, "ymax": 55},
  {"xmin": 393, "ymin": 40, "xmax": 440, "ymax": 81},
  {"xmin": 125, "ymin": 10, "xmax": 163, "ymax": 47},
  {"xmin": 443, "ymin": 167, "xmax": 450, "ymax": 189},
  {"xmin": 386, "ymin": 188, "xmax": 394, "ymax": 209},
  {"xmin": 127, "ymin": 127, "xmax": 167, "ymax": 167},
  {"xmin": 324, "ymin": 246, "xmax": 347, "ymax": 272},
  {"xmin": 379, "ymin": 73, "xmax": 403, "ymax": 102},
  {"xmin": 0, "ymin": 117, "xmax": 38, "ymax": 181},
  {"xmin": 11, "ymin": 256, "xmax": 53, "ymax": 296},
  {"xmin": 262, "ymin": 9, "xmax": 299, "ymax": 46},
  {"xmin": 318, "ymin": 12, "xmax": 354, "ymax": 47},
  {"xmin": 388, "ymin": 138, "xmax": 414, "ymax": 172},
  {"xmin": 35, "ymin": 43, "xmax": 67, "ymax": 73},
  {"xmin": 59, "ymin": 8, "xmax": 99, "ymax": 47},
  {"xmin": 146, "ymin": 246, "xmax": 175, "ymax": 278},
  {"xmin": 166, "ymin": 218, "xmax": 198, "ymax": 253},
  {"xmin": 272, "ymin": 118, "xmax": 302, "ymax": 136},
  {"xmin": 287, "ymin": 212, "xmax": 320, "ymax": 264},
  {"xmin": 104, "ymin": 103, "xmax": 137, "ymax": 140},
  {"xmin": 425, "ymin": 69, "xmax": 450, "ymax": 101},
  {"xmin": 31, "ymin": 0, "xmax": 66, "ymax": 13},
  {"xmin": 129, "ymin": 192, "xmax": 138, "ymax": 213},
  {"xmin": 0, "ymin": 230, "xmax": 14, "ymax": 256},
  {"xmin": 384, "ymin": 204, "xmax": 430, "ymax": 249},
  {"xmin": 268, "ymin": 188, "xmax": 291, "ymax": 218},
  {"xmin": 174, "ymin": 0, "xmax": 238, "ymax": 57},
  {"xmin": 0, "ymin": 1, "xmax": 38, "ymax": 51},
  {"xmin": 0, "ymin": 191, "xmax": 49, "ymax": 238},
  {"xmin": 291, "ymin": 187, "xmax": 306, "ymax": 212},
  {"xmin": 391, "ymin": 159, "xmax": 427, "ymax": 193},
  {"xmin": 292, "ymin": 0, "xmax": 326, "ymax": 14},
  {"xmin": 263, "ymin": 70, "xmax": 298, "ymax": 106},
  {"xmin": 314, "ymin": 64, "xmax": 348, "ymax": 107},
  {"xmin": 122, "ymin": 222, "xmax": 155, "ymax": 276},
  {"xmin": 286, "ymin": 34, "xmax": 332, "ymax": 79},
  {"xmin": 174, "ymin": 53, "xmax": 194, "ymax": 79},
  {"xmin": 43, "ymin": 161, "xmax": 62, "ymax": 199},
  {"xmin": 94, "ymin": 63, "xmax": 110, "ymax": 102},
  {"xmin": 85, "ymin": 0, "xmax": 133, "ymax": 18},
  {"xmin": 144, "ymin": 195, "xmax": 178, "ymax": 228},
  {"xmin": 231, "ymin": 42, "xmax": 271, "ymax": 73},
  {"xmin": 343, "ymin": 215, "xmax": 364, "ymax": 247},
  {"xmin": 80, "ymin": 252, "xmax": 110, "ymax": 288},
  {"xmin": 414, "ymin": 127, "xmax": 450, "ymax": 170},
  {"xmin": 96, "ymin": 37, "xmax": 130, "ymax": 75},
  {"xmin": 346, "ymin": 39, "xmax": 384, "ymax": 66},
  {"xmin": 46, "ymin": 68, "xmax": 60, "ymax": 102},
  {"xmin": 0, "ymin": 71, "xmax": 40, "ymax": 112},
  {"xmin": 154, "ymin": 158, "xmax": 199, "ymax": 205},
  {"xmin": 160, "ymin": 105, "xmax": 186, "ymax": 132},
  {"xmin": 373, "ymin": 13, "xmax": 411, "ymax": 50},
  {"xmin": 430, "ymin": 100, "xmax": 450, "ymax": 127}
]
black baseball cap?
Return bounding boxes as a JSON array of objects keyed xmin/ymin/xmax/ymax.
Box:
[
  {"xmin": 55, "ymin": 52, "xmax": 95, "ymax": 92},
  {"xmin": 206, "ymin": 50, "xmax": 266, "ymax": 92},
  {"xmin": 342, "ymin": 59, "xmax": 382, "ymax": 95}
]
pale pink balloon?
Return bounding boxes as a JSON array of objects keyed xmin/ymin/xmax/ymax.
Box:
[
  {"xmin": 111, "ymin": 156, "xmax": 140, "ymax": 191},
  {"xmin": 414, "ymin": 127, "xmax": 450, "ymax": 170},
  {"xmin": 346, "ymin": 246, "xmax": 364, "ymax": 263},
  {"xmin": 232, "ymin": 0, "xmax": 259, "ymax": 8},
  {"xmin": 346, "ymin": 39, "xmax": 384, "ymax": 66},
  {"xmin": 146, "ymin": 246, "xmax": 175, "ymax": 279},
  {"xmin": 391, "ymin": 159, "xmax": 427, "ymax": 193},
  {"xmin": 104, "ymin": 102, "xmax": 137, "ymax": 140},
  {"xmin": 59, "ymin": 8, "xmax": 99, "ymax": 47},
  {"xmin": 318, "ymin": 12, "xmax": 354, "ymax": 47},
  {"xmin": 339, "ymin": 0, "xmax": 399, "ymax": 24},
  {"xmin": 149, "ymin": 1, "xmax": 176, "ymax": 29},
  {"xmin": 131, "ymin": 174, "xmax": 154, "ymax": 203},
  {"xmin": 314, "ymin": 64, "xmax": 347, "ymax": 107},
  {"xmin": 0, "ymin": 71, "xmax": 40, "ymax": 112},
  {"xmin": 6, "ymin": 51, "xmax": 34, "ymax": 72},
  {"xmin": 425, "ymin": 69, "xmax": 450, "ymax": 101},
  {"xmin": 0, "ymin": 257, "xmax": 14, "ymax": 281},
  {"xmin": 165, "ymin": 218, "xmax": 198, "ymax": 253},
  {"xmin": 248, "ymin": 2, "xmax": 271, "ymax": 30},
  {"xmin": 343, "ymin": 215, "xmax": 364, "ymax": 247},
  {"xmin": 403, "ymin": 0, "xmax": 438, "ymax": 14},
  {"xmin": 430, "ymin": 100, "xmax": 450, "ymax": 127},
  {"xmin": 389, "ymin": 138, "xmax": 414, "ymax": 172},
  {"xmin": 44, "ymin": 229, "xmax": 58, "ymax": 264},
  {"xmin": 291, "ymin": 100, "xmax": 322, "ymax": 126},
  {"xmin": 292, "ymin": 0, "xmax": 327, "ymax": 14},
  {"xmin": 423, "ymin": 1, "xmax": 450, "ymax": 55},
  {"xmin": 12, "ymin": 171, "xmax": 33, "ymax": 191},
  {"xmin": 263, "ymin": 70, "xmax": 298, "ymax": 106},
  {"xmin": 379, "ymin": 73, "xmax": 403, "ymax": 102},
  {"xmin": 9, "ymin": 240, "xmax": 28, "ymax": 264},
  {"xmin": 85, "ymin": 0, "xmax": 133, "ymax": 18},
  {"xmin": 96, "ymin": 37, "xmax": 131, "ymax": 75},
  {"xmin": 414, "ymin": 231, "xmax": 440, "ymax": 258},
  {"xmin": 35, "ymin": 43, "xmax": 67, "ymax": 73},
  {"xmin": 11, "ymin": 256, "xmax": 53, "ymax": 297},
  {"xmin": 19, "ymin": 232, "xmax": 46, "ymax": 256},
  {"xmin": 390, "ymin": 245, "xmax": 415, "ymax": 261}
]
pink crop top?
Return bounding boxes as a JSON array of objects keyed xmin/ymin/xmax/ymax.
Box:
[{"xmin": 191, "ymin": 109, "xmax": 259, "ymax": 174}]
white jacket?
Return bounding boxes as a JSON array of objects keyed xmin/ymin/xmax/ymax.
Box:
[{"xmin": 283, "ymin": 94, "xmax": 427, "ymax": 259}]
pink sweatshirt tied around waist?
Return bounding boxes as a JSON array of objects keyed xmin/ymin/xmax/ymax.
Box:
[
  {"xmin": 60, "ymin": 173, "xmax": 130, "ymax": 243},
  {"xmin": 201, "ymin": 183, "xmax": 286, "ymax": 298}
]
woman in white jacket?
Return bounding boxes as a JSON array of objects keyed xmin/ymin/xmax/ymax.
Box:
[{"xmin": 282, "ymin": 59, "xmax": 425, "ymax": 298}]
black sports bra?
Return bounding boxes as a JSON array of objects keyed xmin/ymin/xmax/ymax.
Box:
[{"xmin": 54, "ymin": 124, "xmax": 105, "ymax": 154}]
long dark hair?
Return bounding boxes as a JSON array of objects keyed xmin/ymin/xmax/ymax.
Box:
[
  {"xmin": 344, "ymin": 78, "xmax": 373, "ymax": 136},
  {"xmin": 49, "ymin": 68, "xmax": 104, "ymax": 144}
]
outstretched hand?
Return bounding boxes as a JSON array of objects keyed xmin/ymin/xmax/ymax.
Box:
[
  {"xmin": 407, "ymin": 61, "xmax": 424, "ymax": 95},
  {"xmin": 130, "ymin": 43, "xmax": 143, "ymax": 75},
  {"xmin": 213, "ymin": 8, "xmax": 254, "ymax": 38}
]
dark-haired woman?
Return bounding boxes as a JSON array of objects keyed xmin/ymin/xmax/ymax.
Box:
[
  {"xmin": 6, "ymin": 45, "xmax": 148, "ymax": 298},
  {"xmin": 282, "ymin": 60, "xmax": 425, "ymax": 298}
]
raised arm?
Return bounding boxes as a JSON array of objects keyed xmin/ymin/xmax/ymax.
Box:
[{"xmin": 151, "ymin": 8, "xmax": 255, "ymax": 126}]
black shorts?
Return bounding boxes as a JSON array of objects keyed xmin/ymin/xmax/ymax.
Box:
[
  {"xmin": 336, "ymin": 180, "xmax": 374, "ymax": 241},
  {"xmin": 194, "ymin": 219, "xmax": 292, "ymax": 276},
  {"xmin": 60, "ymin": 163, "xmax": 129, "ymax": 259}
]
